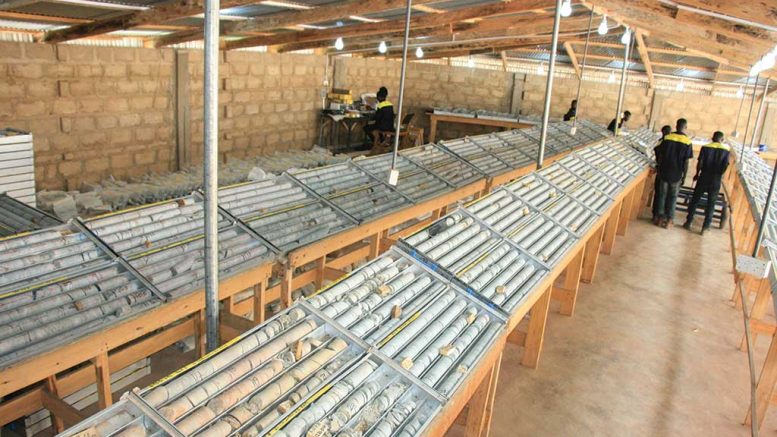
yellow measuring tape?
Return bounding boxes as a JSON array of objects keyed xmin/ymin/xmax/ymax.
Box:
[
  {"xmin": 147, "ymin": 334, "xmax": 243, "ymax": 389},
  {"xmin": 0, "ymin": 275, "xmax": 68, "ymax": 300},
  {"xmin": 267, "ymin": 383, "xmax": 333, "ymax": 435},
  {"xmin": 377, "ymin": 311, "xmax": 421, "ymax": 348},
  {"xmin": 127, "ymin": 234, "xmax": 204, "ymax": 260},
  {"xmin": 86, "ymin": 198, "xmax": 176, "ymax": 222}
]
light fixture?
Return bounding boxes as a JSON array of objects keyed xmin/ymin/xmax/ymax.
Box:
[
  {"xmin": 378, "ymin": 41, "xmax": 387, "ymax": 54},
  {"xmin": 763, "ymin": 52, "xmax": 776, "ymax": 71},
  {"xmin": 537, "ymin": 62, "xmax": 544, "ymax": 75},
  {"xmin": 676, "ymin": 79, "xmax": 685, "ymax": 91},
  {"xmin": 334, "ymin": 37, "xmax": 344, "ymax": 50},
  {"xmin": 415, "ymin": 47, "xmax": 424, "ymax": 58},
  {"xmin": 607, "ymin": 71, "xmax": 616, "ymax": 83},
  {"xmin": 621, "ymin": 28, "xmax": 631, "ymax": 45},
  {"xmin": 560, "ymin": 0, "xmax": 572, "ymax": 17},
  {"xmin": 598, "ymin": 15, "xmax": 608, "ymax": 35},
  {"xmin": 736, "ymin": 87, "xmax": 744, "ymax": 98},
  {"xmin": 467, "ymin": 57, "xmax": 475, "ymax": 68}
]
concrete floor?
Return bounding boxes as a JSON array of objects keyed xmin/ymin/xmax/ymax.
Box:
[{"xmin": 479, "ymin": 217, "xmax": 777, "ymax": 436}]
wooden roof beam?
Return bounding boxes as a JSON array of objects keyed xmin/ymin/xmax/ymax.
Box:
[
  {"xmin": 672, "ymin": 0, "xmax": 777, "ymax": 30},
  {"xmin": 155, "ymin": 0, "xmax": 439, "ymax": 47},
  {"xmin": 564, "ymin": 40, "xmax": 581, "ymax": 78},
  {"xmin": 225, "ymin": 0, "xmax": 556, "ymax": 50},
  {"xmin": 634, "ymin": 31, "xmax": 654, "ymax": 88}
]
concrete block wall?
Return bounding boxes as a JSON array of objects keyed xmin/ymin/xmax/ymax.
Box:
[
  {"xmin": 0, "ymin": 41, "xmax": 326, "ymax": 191},
  {"xmin": 0, "ymin": 42, "xmax": 176, "ymax": 191},
  {"xmin": 335, "ymin": 58, "xmax": 514, "ymax": 141}
]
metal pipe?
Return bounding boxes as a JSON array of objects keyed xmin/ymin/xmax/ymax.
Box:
[
  {"xmin": 733, "ymin": 79, "xmax": 749, "ymax": 138},
  {"xmin": 390, "ymin": 0, "xmax": 413, "ymax": 177},
  {"xmin": 750, "ymin": 78, "xmax": 770, "ymax": 150},
  {"xmin": 536, "ymin": 0, "xmax": 564, "ymax": 169},
  {"xmin": 753, "ymin": 157, "xmax": 777, "ymax": 258},
  {"xmin": 613, "ymin": 30, "xmax": 631, "ymax": 136},
  {"xmin": 203, "ymin": 0, "xmax": 220, "ymax": 352},
  {"xmin": 572, "ymin": 8, "xmax": 595, "ymax": 131},
  {"xmin": 743, "ymin": 74, "xmax": 760, "ymax": 154}
]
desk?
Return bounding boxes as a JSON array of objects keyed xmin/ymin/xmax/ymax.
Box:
[
  {"xmin": 319, "ymin": 112, "xmax": 371, "ymax": 153},
  {"xmin": 428, "ymin": 112, "xmax": 535, "ymax": 142}
]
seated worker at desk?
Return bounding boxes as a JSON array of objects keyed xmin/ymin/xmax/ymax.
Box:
[{"xmin": 364, "ymin": 86, "xmax": 395, "ymax": 146}]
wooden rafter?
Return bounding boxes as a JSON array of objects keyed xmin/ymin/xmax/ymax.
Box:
[
  {"xmin": 579, "ymin": 52, "xmax": 748, "ymax": 76},
  {"xmin": 564, "ymin": 41, "xmax": 581, "ymax": 78},
  {"xmin": 581, "ymin": 0, "xmax": 774, "ymax": 75},
  {"xmin": 674, "ymin": 9, "xmax": 777, "ymax": 47},
  {"xmin": 634, "ymin": 30, "xmax": 654, "ymax": 88},
  {"xmin": 673, "ymin": 0, "xmax": 777, "ymax": 29},
  {"xmin": 225, "ymin": 0, "xmax": 556, "ymax": 50},
  {"xmin": 155, "ymin": 0, "xmax": 438, "ymax": 47}
]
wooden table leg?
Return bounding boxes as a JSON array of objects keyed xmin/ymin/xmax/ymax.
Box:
[
  {"xmin": 747, "ymin": 330, "xmax": 777, "ymax": 429},
  {"xmin": 601, "ymin": 208, "xmax": 621, "ymax": 255},
  {"xmin": 581, "ymin": 225, "xmax": 605, "ymax": 284},
  {"xmin": 521, "ymin": 286, "xmax": 552, "ymax": 368},
  {"xmin": 281, "ymin": 263, "xmax": 293, "ymax": 309},
  {"xmin": 92, "ymin": 352, "xmax": 112, "ymax": 409},
  {"xmin": 464, "ymin": 354, "xmax": 502, "ymax": 437},
  {"xmin": 253, "ymin": 282, "xmax": 266, "ymax": 324},
  {"xmin": 552, "ymin": 248, "xmax": 584, "ymax": 316},
  {"xmin": 194, "ymin": 309, "xmax": 206, "ymax": 357},
  {"xmin": 742, "ymin": 278, "xmax": 772, "ymax": 350},
  {"xmin": 429, "ymin": 117, "xmax": 438, "ymax": 143},
  {"xmin": 368, "ymin": 232, "xmax": 381, "ymax": 260},
  {"xmin": 632, "ymin": 178, "xmax": 649, "ymax": 219},
  {"xmin": 45, "ymin": 376, "xmax": 65, "ymax": 433},
  {"xmin": 617, "ymin": 190, "xmax": 635, "ymax": 236},
  {"xmin": 315, "ymin": 256, "xmax": 326, "ymax": 288}
]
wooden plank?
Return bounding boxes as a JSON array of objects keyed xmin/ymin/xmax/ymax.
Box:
[
  {"xmin": 221, "ymin": 311, "xmax": 256, "ymax": 334},
  {"xmin": 747, "ymin": 330, "xmax": 777, "ymax": 428},
  {"xmin": 253, "ymin": 282, "xmax": 266, "ymax": 323},
  {"xmin": 281, "ymin": 264, "xmax": 294, "ymax": 309},
  {"xmin": 157, "ymin": 0, "xmax": 439, "ymax": 47},
  {"xmin": 464, "ymin": 356, "xmax": 500, "ymax": 437},
  {"xmin": 92, "ymin": 352, "xmax": 112, "ymax": 409},
  {"xmin": 480, "ymin": 354, "xmax": 502, "ymax": 437},
  {"xmin": 616, "ymin": 189, "xmax": 635, "ymax": 236},
  {"xmin": 581, "ymin": 224, "xmax": 605, "ymax": 283},
  {"xmin": 368, "ymin": 232, "xmax": 380, "ymax": 261},
  {"xmin": 634, "ymin": 31, "xmax": 654, "ymax": 89},
  {"xmin": 521, "ymin": 286, "xmax": 552, "ymax": 368},
  {"xmin": 314, "ymin": 256, "xmax": 326, "ymax": 288},
  {"xmin": 41, "ymin": 388, "xmax": 85, "ymax": 429},
  {"xmin": 324, "ymin": 266, "xmax": 347, "ymax": 282},
  {"xmin": 44, "ymin": 376, "xmax": 64, "ymax": 433},
  {"xmin": 226, "ymin": 0, "xmax": 556, "ymax": 50},
  {"xmin": 327, "ymin": 243, "xmax": 371, "ymax": 270},
  {"xmin": 601, "ymin": 206, "xmax": 621, "ymax": 255},
  {"xmin": 554, "ymin": 247, "xmax": 585, "ymax": 316},
  {"xmin": 0, "ymin": 319, "xmax": 193, "ymax": 427},
  {"xmin": 507, "ymin": 329, "xmax": 527, "ymax": 346},
  {"xmin": 564, "ymin": 41, "xmax": 581, "ymax": 79},
  {"xmin": 194, "ymin": 309, "xmax": 205, "ymax": 359},
  {"xmin": 174, "ymin": 50, "xmax": 190, "ymax": 171}
]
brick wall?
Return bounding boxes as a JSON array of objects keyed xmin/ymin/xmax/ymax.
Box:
[
  {"xmin": 0, "ymin": 41, "xmax": 326, "ymax": 191},
  {"xmin": 334, "ymin": 58, "xmax": 515, "ymax": 141}
]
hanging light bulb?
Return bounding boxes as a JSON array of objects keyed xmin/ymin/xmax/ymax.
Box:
[
  {"xmin": 378, "ymin": 41, "xmax": 387, "ymax": 54},
  {"xmin": 763, "ymin": 52, "xmax": 776, "ymax": 71},
  {"xmin": 334, "ymin": 37, "xmax": 344, "ymax": 50},
  {"xmin": 607, "ymin": 70, "xmax": 616, "ymax": 83},
  {"xmin": 598, "ymin": 15, "xmax": 608, "ymax": 35},
  {"xmin": 736, "ymin": 87, "xmax": 744, "ymax": 98},
  {"xmin": 676, "ymin": 79, "xmax": 685, "ymax": 91},
  {"xmin": 467, "ymin": 57, "xmax": 475, "ymax": 68},
  {"xmin": 560, "ymin": 0, "xmax": 572, "ymax": 17},
  {"xmin": 537, "ymin": 62, "xmax": 544, "ymax": 75},
  {"xmin": 620, "ymin": 28, "xmax": 631, "ymax": 45},
  {"xmin": 415, "ymin": 47, "xmax": 424, "ymax": 58}
]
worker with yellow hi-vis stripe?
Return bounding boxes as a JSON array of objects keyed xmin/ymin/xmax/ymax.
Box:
[
  {"xmin": 364, "ymin": 86, "xmax": 395, "ymax": 145},
  {"xmin": 654, "ymin": 118, "xmax": 693, "ymax": 228},
  {"xmin": 683, "ymin": 131, "xmax": 730, "ymax": 235}
]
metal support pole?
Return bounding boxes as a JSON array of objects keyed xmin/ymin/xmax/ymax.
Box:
[
  {"xmin": 390, "ymin": 0, "xmax": 413, "ymax": 181},
  {"xmin": 750, "ymin": 78, "xmax": 770, "ymax": 150},
  {"xmin": 571, "ymin": 8, "xmax": 595, "ymax": 132},
  {"xmin": 203, "ymin": 0, "xmax": 220, "ymax": 352},
  {"xmin": 754, "ymin": 158, "xmax": 777, "ymax": 258},
  {"xmin": 613, "ymin": 30, "xmax": 631, "ymax": 136},
  {"xmin": 536, "ymin": 0, "xmax": 563, "ymax": 169},
  {"xmin": 733, "ymin": 79, "xmax": 749, "ymax": 138},
  {"xmin": 743, "ymin": 74, "xmax": 760, "ymax": 152}
]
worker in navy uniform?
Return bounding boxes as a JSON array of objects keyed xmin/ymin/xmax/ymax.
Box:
[
  {"xmin": 683, "ymin": 131, "xmax": 730, "ymax": 235},
  {"xmin": 563, "ymin": 99, "xmax": 577, "ymax": 121},
  {"xmin": 651, "ymin": 125, "xmax": 672, "ymax": 223},
  {"xmin": 364, "ymin": 86, "xmax": 395, "ymax": 146},
  {"xmin": 654, "ymin": 118, "xmax": 693, "ymax": 228},
  {"xmin": 607, "ymin": 110, "xmax": 631, "ymax": 134}
]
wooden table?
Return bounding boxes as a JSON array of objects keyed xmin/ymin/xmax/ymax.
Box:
[{"xmin": 428, "ymin": 113, "xmax": 535, "ymax": 143}]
